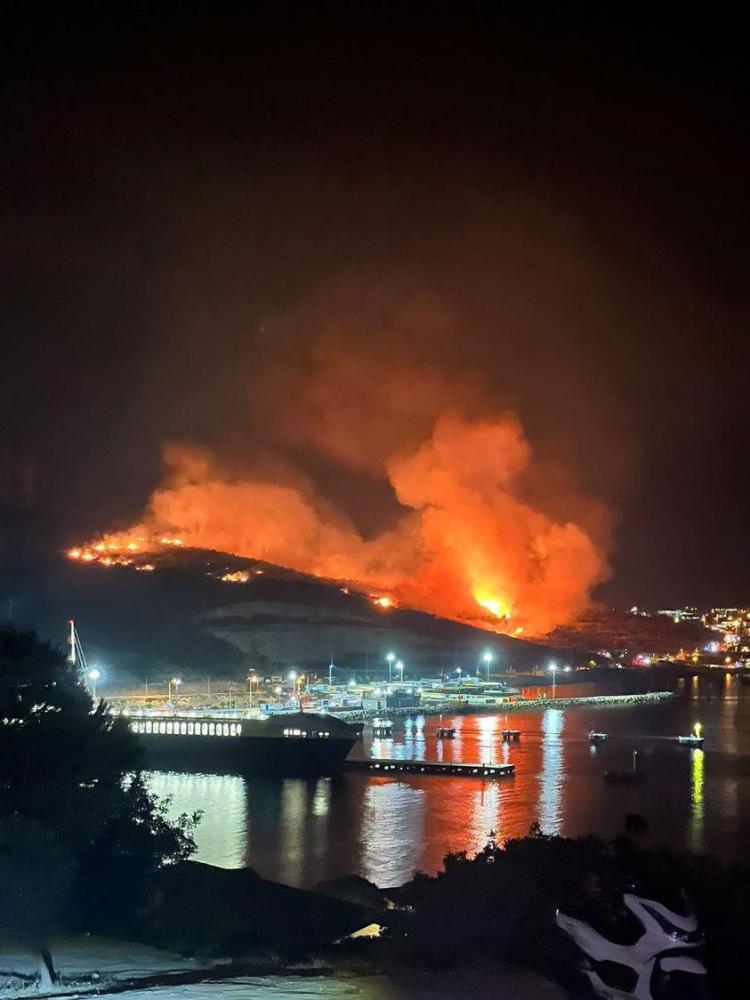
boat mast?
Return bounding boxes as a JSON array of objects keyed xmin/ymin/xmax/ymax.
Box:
[
  {"xmin": 67, "ymin": 618, "xmax": 76, "ymax": 665},
  {"xmin": 67, "ymin": 619, "xmax": 88, "ymax": 674}
]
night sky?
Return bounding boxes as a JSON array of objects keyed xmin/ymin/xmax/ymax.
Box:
[{"xmin": 2, "ymin": 6, "xmax": 748, "ymax": 609}]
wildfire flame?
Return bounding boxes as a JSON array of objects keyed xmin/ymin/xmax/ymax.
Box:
[
  {"xmin": 220, "ymin": 570, "xmax": 250, "ymax": 583},
  {"xmin": 68, "ymin": 412, "xmax": 607, "ymax": 635},
  {"xmin": 473, "ymin": 591, "xmax": 511, "ymax": 622}
]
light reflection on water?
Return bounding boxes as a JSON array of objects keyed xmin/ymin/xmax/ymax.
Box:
[
  {"xmin": 689, "ymin": 748, "xmax": 705, "ymax": 852},
  {"xmin": 361, "ymin": 782, "xmax": 425, "ymax": 886},
  {"xmin": 149, "ymin": 679, "xmax": 750, "ymax": 888},
  {"xmin": 539, "ymin": 708, "xmax": 564, "ymax": 835},
  {"xmin": 145, "ymin": 771, "xmax": 248, "ymax": 869}
]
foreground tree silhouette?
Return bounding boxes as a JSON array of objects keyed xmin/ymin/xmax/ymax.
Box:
[
  {"xmin": 0, "ymin": 627, "xmax": 197, "ymax": 985},
  {"xmin": 0, "ymin": 815, "xmax": 75, "ymax": 987}
]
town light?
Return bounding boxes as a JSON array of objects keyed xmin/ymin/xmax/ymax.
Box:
[
  {"xmin": 482, "ymin": 649, "xmax": 493, "ymax": 682},
  {"xmin": 385, "ymin": 651, "xmax": 396, "ymax": 681},
  {"xmin": 87, "ymin": 667, "xmax": 102, "ymax": 701},
  {"xmin": 548, "ymin": 662, "xmax": 558, "ymax": 699}
]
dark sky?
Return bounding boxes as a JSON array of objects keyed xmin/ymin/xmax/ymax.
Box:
[{"xmin": 2, "ymin": 5, "xmax": 749, "ymax": 609}]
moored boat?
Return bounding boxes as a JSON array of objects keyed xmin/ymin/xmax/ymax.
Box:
[
  {"xmin": 125, "ymin": 710, "xmax": 360, "ymax": 776},
  {"xmin": 604, "ymin": 750, "xmax": 645, "ymax": 783},
  {"xmin": 677, "ymin": 723, "xmax": 704, "ymax": 747},
  {"xmin": 436, "ymin": 725, "xmax": 456, "ymax": 739},
  {"xmin": 372, "ymin": 718, "xmax": 394, "ymax": 737},
  {"xmin": 677, "ymin": 734, "xmax": 704, "ymax": 747}
]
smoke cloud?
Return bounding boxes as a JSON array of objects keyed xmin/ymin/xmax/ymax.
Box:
[{"xmin": 74, "ymin": 290, "xmax": 611, "ymax": 635}]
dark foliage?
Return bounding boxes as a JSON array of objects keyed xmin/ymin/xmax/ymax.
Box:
[
  {"xmin": 0, "ymin": 627, "xmax": 198, "ymax": 959},
  {"xmin": 389, "ymin": 823, "xmax": 748, "ymax": 998},
  {"xmin": 0, "ymin": 815, "xmax": 76, "ymax": 984}
]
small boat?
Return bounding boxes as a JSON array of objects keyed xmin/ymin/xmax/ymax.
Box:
[
  {"xmin": 436, "ymin": 725, "xmax": 456, "ymax": 739},
  {"xmin": 589, "ymin": 731, "xmax": 608, "ymax": 744},
  {"xmin": 604, "ymin": 750, "xmax": 645, "ymax": 783},
  {"xmin": 677, "ymin": 724, "xmax": 704, "ymax": 747},
  {"xmin": 372, "ymin": 718, "xmax": 394, "ymax": 737}
]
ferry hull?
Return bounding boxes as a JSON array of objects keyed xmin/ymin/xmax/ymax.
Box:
[{"xmin": 135, "ymin": 733, "xmax": 358, "ymax": 776}]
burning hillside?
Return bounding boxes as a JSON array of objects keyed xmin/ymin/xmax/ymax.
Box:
[
  {"xmin": 70, "ymin": 412, "xmax": 607, "ymax": 636},
  {"xmin": 67, "ymin": 293, "xmax": 615, "ymax": 637}
]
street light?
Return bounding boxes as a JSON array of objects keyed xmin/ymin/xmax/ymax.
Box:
[
  {"xmin": 287, "ymin": 670, "xmax": 300, "ymax": 707},
  {"xmin": 87, "ymin": 667, "xmax": 101, "ymax": 702},
  {"xmin": 386, "ymin": 651, "xmax": 396, "ymax": 682},
  {"xmin": 168, "ymin": 676, "xmax": 182, "ymax": 701},
  {"xmin": 482, "ymin": 649, "xmax": 493, "ymax": 683},
  {"xmin": 396, "ymin": 660, "xmax": 404, "ymax": 682},
  {"xmin": 247, "ymin": 672, "xmax": 258, "ymax": 706},
  {"xmin": 548, "ymin": 662, "xmax": 558, "ymax": 699}
]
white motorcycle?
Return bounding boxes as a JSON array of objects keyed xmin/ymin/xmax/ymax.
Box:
[{"xmin": 556, "ymin": 890, "xmax": 709, "ymax": 999}]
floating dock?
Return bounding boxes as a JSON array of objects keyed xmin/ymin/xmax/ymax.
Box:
[
  {"xmin": 344, "ymin": 758, "xmax": 515, "ymax": 778},
  {"xmin": 502, "ymin": 729, "xmax": 521, "ymax": 741}
]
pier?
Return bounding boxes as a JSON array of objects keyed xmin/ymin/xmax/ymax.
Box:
[{"xmin": 344, "ymin": 758, "xmax": 515, "ymax": 778}]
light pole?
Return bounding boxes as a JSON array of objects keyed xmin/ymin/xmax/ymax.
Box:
[
  {"xmin": 396, "ymin": 660, "xmax": 404, "ymax": 683},
  {"xmin": 87, "ymin": 667, "xmax": 101, "ymax": 702},
  {"xmin": 548, "ymin": 662, "xmax": 558, "ymax": 699},
  {"xmin": 457, "ymin": 666, "xmax": 462, "ymax": 692},
  {"xmin": 328, "ymin": 658, "xmax": 334, "ymax": 687},
  {"xmin": 168, "ymin": 676, "xmax": 181, "ymax": 701},
  {"xmin": 482, "ymin": 650, "xmax": 493, "ymax": 683},
  {"xmin": 288, "ymin": 670, "xmax": 297, "ymax": 702},
  {"xmin": 386, "ymin": 651, "xmax": 395, "ymax": 682}
]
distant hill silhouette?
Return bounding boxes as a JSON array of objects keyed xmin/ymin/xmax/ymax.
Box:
[{"xmin": 1, "ymin": 548, "xmax": 701, "ymax": 682}]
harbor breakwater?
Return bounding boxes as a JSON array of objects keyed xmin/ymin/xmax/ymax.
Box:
[{"xmin": 333, "ymin": 690, "xmax": 675, "ymax": 722}]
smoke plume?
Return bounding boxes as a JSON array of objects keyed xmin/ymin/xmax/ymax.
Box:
[{"xmin": 73, "ymin": 290, "xmax": 611, "ymax": 635}]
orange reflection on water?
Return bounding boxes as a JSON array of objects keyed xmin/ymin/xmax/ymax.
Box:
[
  {"xmin": 150, "ymin": 687, "xmax": 749, "ymax": 887},
  {"xmin": 363, "ymin": 710, "xmax": 553, "ymax": 874}
]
